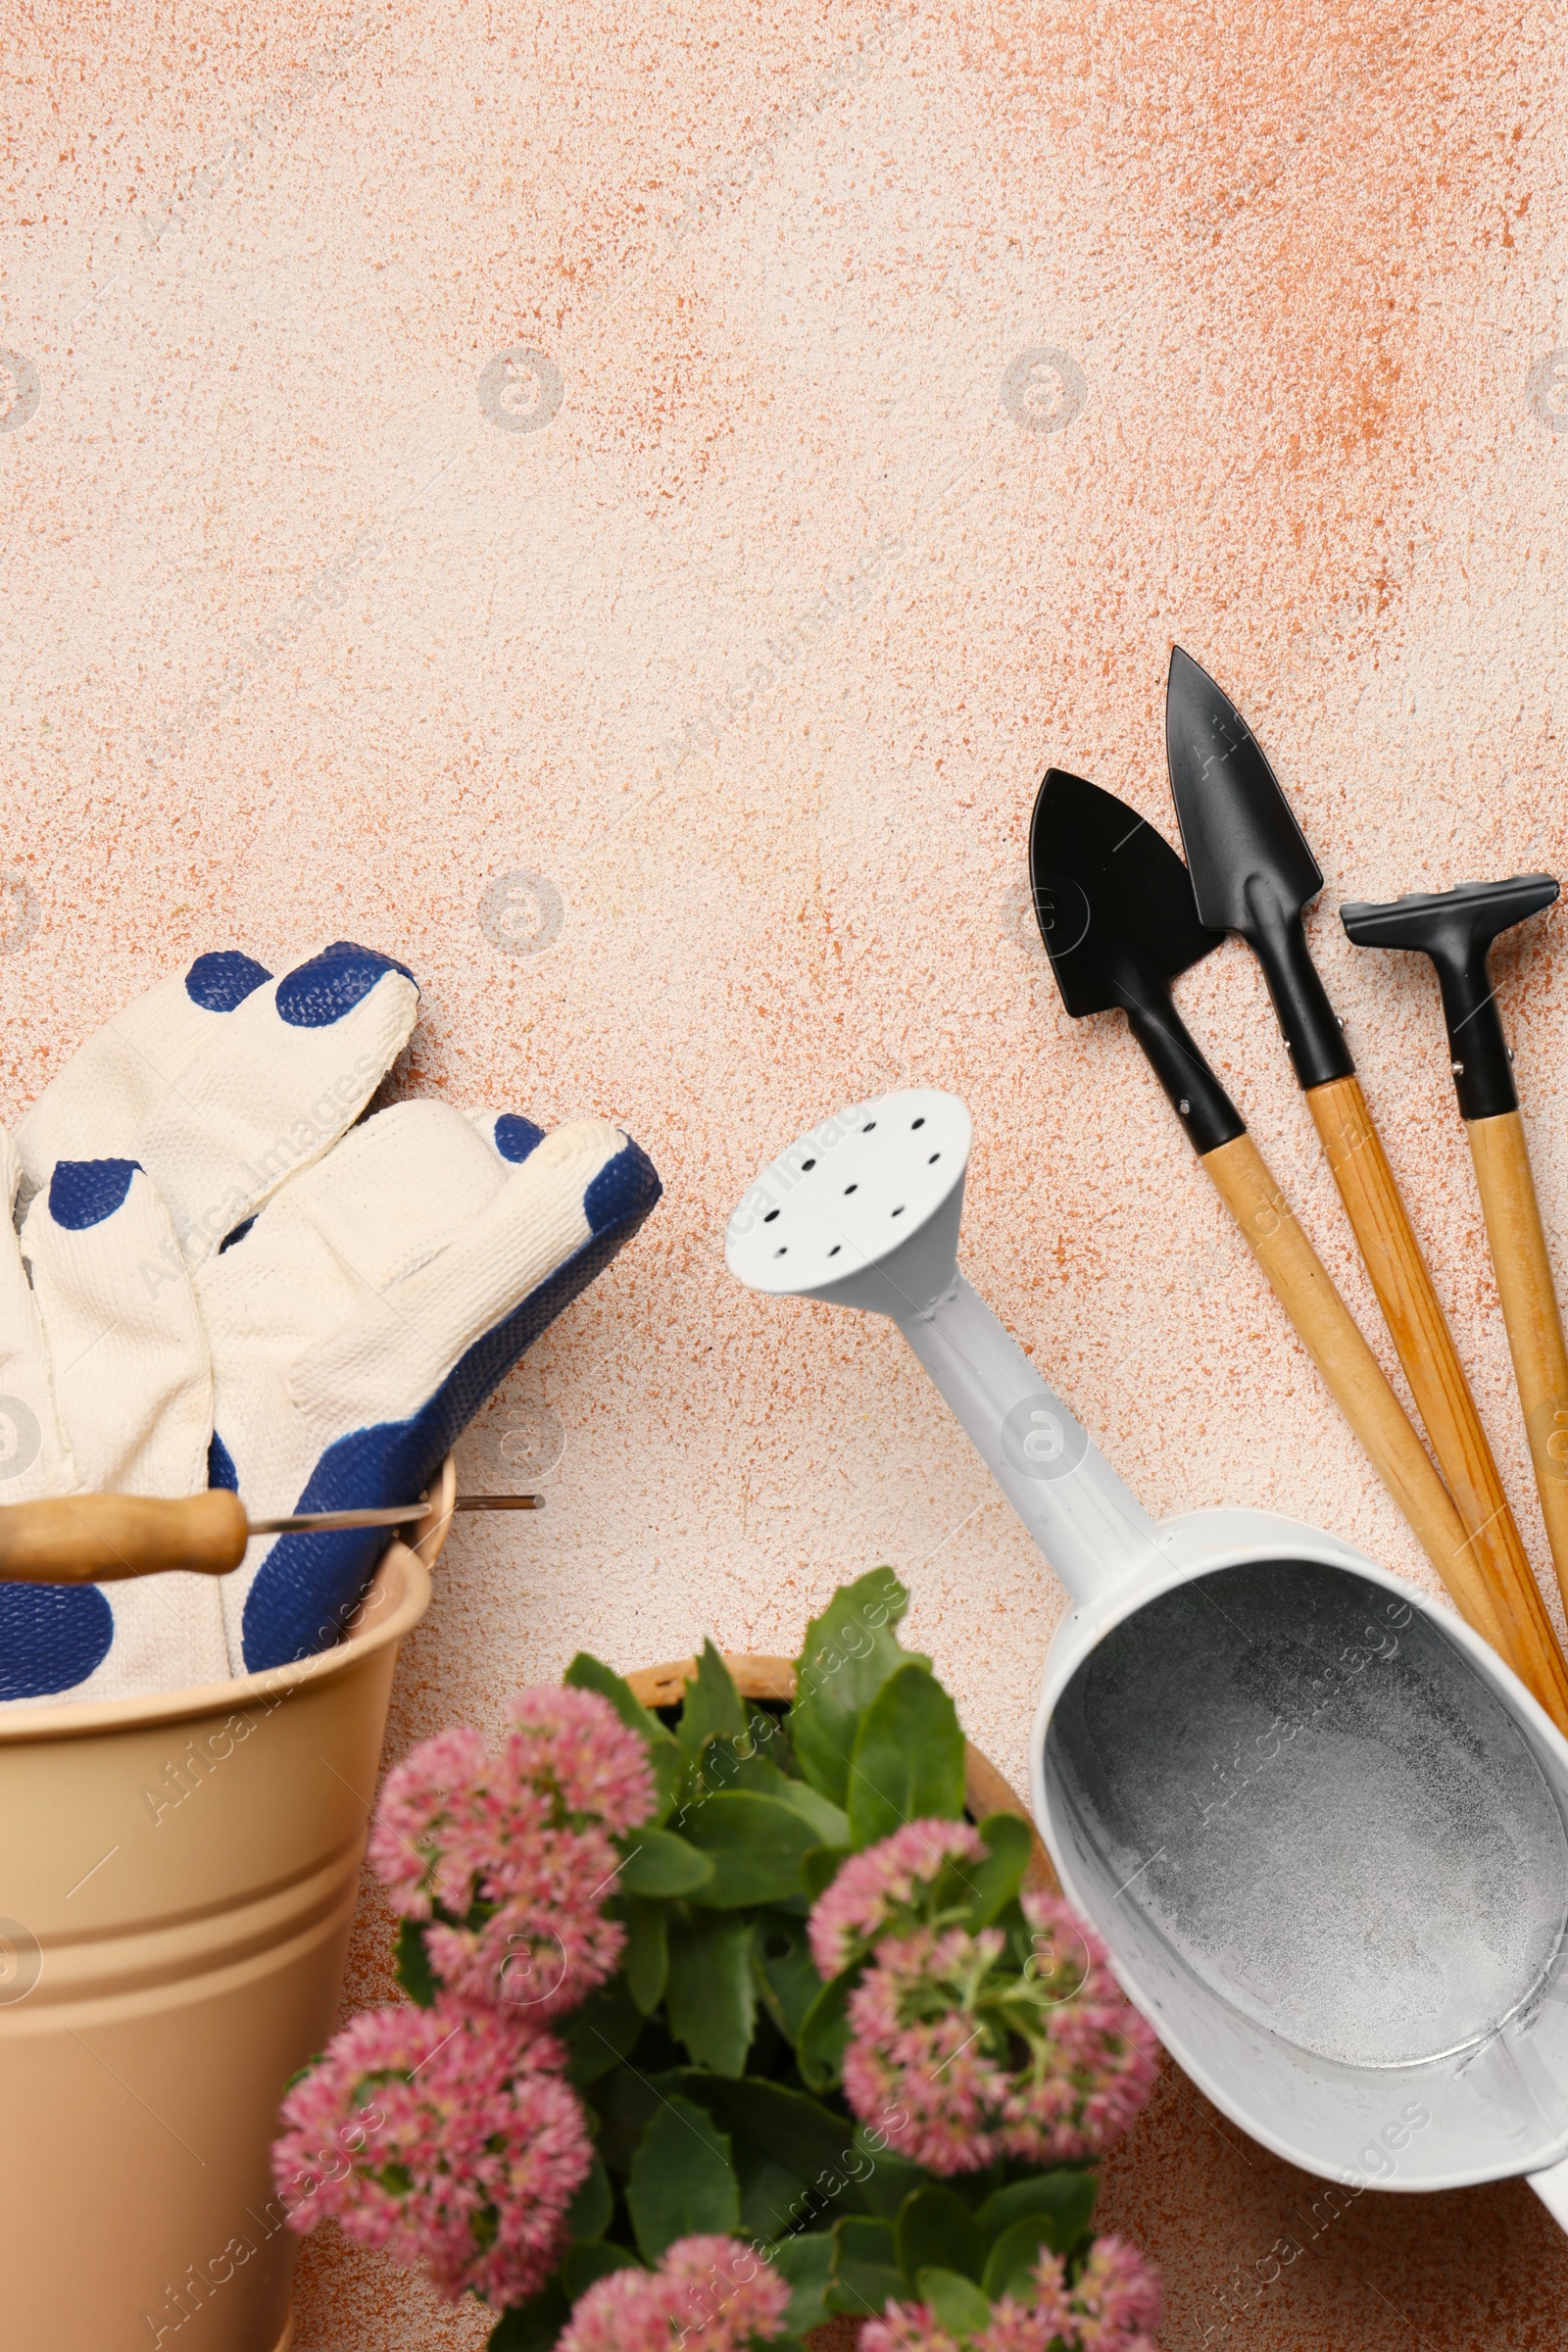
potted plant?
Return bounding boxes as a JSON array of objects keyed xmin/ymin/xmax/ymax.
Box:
[{"xmin": 274, "ymin": 1569, "xmax": 1164, "ymax": 2349}]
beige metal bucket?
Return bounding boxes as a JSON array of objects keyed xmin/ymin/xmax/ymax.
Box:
[{"xmin": 0, "ymin": 1461, "xmax": 455, "ymax": 2352}]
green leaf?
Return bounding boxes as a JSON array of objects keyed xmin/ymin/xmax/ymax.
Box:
[
  {"xmin": 977, "ymin": 2171, "xmax": 1098, "ymax": 2265},
  {"xmin": 896, "ymin": 2186, "xmax": 984, "ymax": 2288},
  {"xmin": 948, "ymin": 1813, "xmax": 1035, "ymax": 1927},
  {"xmin": 982, "ymin": 2205, "xmax": 1093, "ymax": 2301},
  {"xmin": 791, "ymin": 1569, "xmax": 925, "ymax": 1806},
  {"xmin": 485, "ymin": 2282, "xmax": 570, "ymax": 2350},
  {"xmin": 847, "ymin": 1663, "xmax": 966, "ymax": 1848},
  {"xmin": 850, "ymin": 2125, "xmax": 930, "ymax": 2220},
  {"xmin": 772, "ymin": 1776, "xmax": 852, "ymax": 1848},
  {"xmin": 666, "ymin": 1908, "xmax": 757, "ymax": 2076},
  {"xmin": 622, "ymin": 1895, "xmax": 670, "ymax": 2014},
  {"xmin": 565, "ymin": 1649, "xmax": 671, "ymax": 1744},
  {"xmin": 741, "ymin": 2158, "xmax": 808, "ymax": 2245},
  {"xmin": 802, "ymin": 1845, "xmax": 846, "ymax": 1902},
  {"xmin": 617, "ymin": 1827, "xmax": 715, "ymax": 1898},
  {"xmin": 588, "ymin": 2063, "xmax": 666, "ymax": 2172},
  {"xmin": 564, "ymin": 2151, "xmax": 613, "ymax": 2244},
  {"xmin": 682, "ymin": 1791, "xmax": 821, "ymax": 1908},
  {"xmin": 394, "ymin": 1918, "xmax": 438, "ymax": 2008},
  {"xmin": 626, "ymin": 2094, "xmax": 742, "ymax": 2262},
  {"xmin": 918, "ymin": 2267, "xmax": 995, "ymax": 2334},
  {"xmin": 565, "ymin": 1651, "xmax": 684, "ymax": 1820},
  {"xmin": 702, "ymin": 2078, "xmax": 859, "ymax": 2186},
  {"xmin": 795, "ymin": 1969, "xmax": 855, "ymax": 2093},
  {"xmin": 754, "ymin": 1910, "xmax": 827, "ymax": 2043},
  {"xmin": 764, "ymin": 2230, "xmax": 838, "ymax": 2334},
  {"xmin": 677, "ymin": 1638, "xmax": 748, "ymax": 1757},
  {"xmin": 561, "ymin": 2240, "xmax": 641, "ymax": 2297},
  {"xmin": 828, "ymin": 2214, "xmax": 903, "ymax": 2320},
  {"xmin": 704, "ymin": 1742, "xmax": 853, "ymax": 1848},
  {"xmin": 564, "ymin": 1975, "xmax": 643, "ymax": 2083}
]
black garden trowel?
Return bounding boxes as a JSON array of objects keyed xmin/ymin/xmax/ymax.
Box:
[{"xmin": 1028, "ymin": 769, "xmax": 1513, "ymax": 1665}]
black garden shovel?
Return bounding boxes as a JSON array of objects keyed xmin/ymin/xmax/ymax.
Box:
[{"xmin": 1342, "ymin": 874, "xmax": 1568, "ymax": 1622}]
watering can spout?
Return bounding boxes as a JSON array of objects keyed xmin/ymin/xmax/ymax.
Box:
[
  {"xmin": 894, "ymin": 1268, "xmax": 1161, "ymax": 1606},
  {"xmin": 725, "ymin": 1088, "xmax": 1161, "ymax": 1610}
]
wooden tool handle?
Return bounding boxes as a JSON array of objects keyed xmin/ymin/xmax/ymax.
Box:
[
  {"xmin": 1201, "ymin": 1133, "xmax": 1515, "ymax": 1667},
  {"xmin": 0, "ymin": 1491, "xmax": 250, "ymax": 1584},
  {"xmin": 1305, "ymin": 1073, "xmax": 1568, "ymax": 1729},
  {"xmin": 1467, "ymin": 1109, "xmax": 1568, "ymax": 1613}
]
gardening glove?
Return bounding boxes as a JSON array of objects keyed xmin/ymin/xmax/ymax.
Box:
[
  {"xmin": 16, "ymin": 941, "xmax": 420, "ymax": 1262},
  {"xmin": 0, "ymin": 1132, "xmax": 224, "ymax": 1699},
  {"xmin": 0, "ymin": 942, "xmax": 420, "ymax": 1703},
  {"xmin": 198, "ymin": 1099, "xmax": 661, "ymax": 1673}
]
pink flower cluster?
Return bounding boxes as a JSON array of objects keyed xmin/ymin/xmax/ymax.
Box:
[
  {"xmin": 808, "ymin": 1818, "xmax": 987, "ymax": 1978},
  {"xmin": 559, "ymin": 2234, "xmax": 792, "ymax": 2352},
  {"xmin": 823, "ymin": 1867, "xmax": 1159, "ymax": 2174},
  {"xmin": 271, "ymin": 1995, "xmax": 592, "ymax": 2307},
  {"xmin": 861, "ymin": 2236, "xmax": 1163, "ymax": 2352},
  {"xmin": 369, "ymin": 1686, "xmax": 657, "ymax": 2017}
]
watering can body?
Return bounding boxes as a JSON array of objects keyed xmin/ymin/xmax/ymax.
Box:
[{"xmin": 726, "ymin": 1088, "xmax": 1568, "ymax": 2224}]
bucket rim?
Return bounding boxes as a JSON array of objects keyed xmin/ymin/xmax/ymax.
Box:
[{"xmin": 0, "ymin": 1456, "xmax": 454, "ymax": 1744}]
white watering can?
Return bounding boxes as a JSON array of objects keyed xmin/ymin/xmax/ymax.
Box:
[{"xmin": 725, "ymin": 1087, "xmax": 1568, "ymax": 2227}]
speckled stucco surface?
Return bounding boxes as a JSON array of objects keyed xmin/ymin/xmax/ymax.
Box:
[{"xmin": 8, "ymin": 1, "xmax": 1568, "ymax": 2342}]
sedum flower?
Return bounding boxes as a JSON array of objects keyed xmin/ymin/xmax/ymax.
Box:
[
  {"xmin": 808, "ymin": 1818, "xmax": 987, "ymax": 1979},
  {"xmin": 368, "ymin": 1685, "xmax": 657, "ymax": 2019},
  {"xmin": 861, "ymin": 2307, "xmax": 965, "ymax": 2352},
  {"xmin": 861, "ymin": 2235, "xmax": 1162, "ymax": 2352},
  {"xmin": 841, "ymin": 1890, "xmax": 1158, "ymax": 2174},
  {"xmin": 559, "ymin": 2233, "xmax": 792, "ymax": 2352},
  {"xmin": 271, "ymin": 1994, "xmax": 591, "ymax": 2308},
  {"xmin": 1048, "ymin": 2234, "xmax": 1164, "ymax": 2350},
  {"xmin": 369, "ymin": 1723, "xmax": 491, "ymax": 1917}
]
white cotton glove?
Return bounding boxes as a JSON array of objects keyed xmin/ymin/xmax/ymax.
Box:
[
  {"xmin": 17, "ymin": 942, "xmax": 419, "ymax": 1264},
  {"xmin": 0, "ymin": 942, "xmax": 421, "ymax": 1704},
  {"xmin": 197, "ymin": 1102, "xmax": 661, "ymax": 1672},
  {"xmin": 1, "ymin": 944, "xmax": 662, "ymax": 1701},
  {"xmin": 0, "ymin": 1133, "xmax": 225, "ymax": 1700}
]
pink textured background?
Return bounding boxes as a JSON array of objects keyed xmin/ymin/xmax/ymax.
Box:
[{"xmin": 8, "ymin": 1, "xmax": 1568, "ymax": 2342}]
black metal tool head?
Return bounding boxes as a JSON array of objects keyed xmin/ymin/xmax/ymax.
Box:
[
  {"xmin": 1030, "ymin": 768, "xmax": 1245, "ymax": 1154},
  {"xmin": 1341, "ymin": 875, "xmax": 1559, "ymax": 1121},
  {"xmin": 1165, "ymin": 645, "xmax": 1354, "ymax": 1091}
]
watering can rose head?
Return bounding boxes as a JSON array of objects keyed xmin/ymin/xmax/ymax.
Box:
[{"xmin": 273, "ymin": 1575, "xmax": 1163, "ymax": 2343}]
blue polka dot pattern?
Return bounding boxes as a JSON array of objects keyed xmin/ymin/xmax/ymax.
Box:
[
  {"xmin": 240, "ymin": 1133, "xmax": 662, "ymax": 1668},
  {"xmin": 184, "ymin": 952, "xmax": 272, "ymax": 1012},
  {"xmin": 49, "ymin": 1157, "xmax": 140, "ymax": 1230},
  {"xmin": 208, "ymin": 1431, "xmax": 239, "ymax": 1492},
  {"xmin": 275, "ymin": 942, "xmax": 417, "ymax": 1031},
  {"xmin": 0, "ymin": 1583, "xmax": 114, "ymax": 1700},
  {"xmin": 494, "ymin": 1114, "xmax": 545, "ymax": 1164}
]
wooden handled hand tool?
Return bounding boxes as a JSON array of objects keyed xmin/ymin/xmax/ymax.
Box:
[
  {"xmin": 1028, "ymin": 769, "xmax": 1535, "ymax": 1692},
  {"xmin": 1342, "ymin": 876, "xmax": 1568, "ymax": 1621},
  {"xmin": 1166, "ymin": 648, "xmax": 1568, "ymax": 1727},
  {"xmin": 0, "ymin": 1491, "xmax": 544, "ymax": 1584}
]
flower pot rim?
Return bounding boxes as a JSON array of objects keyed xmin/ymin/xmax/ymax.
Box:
[{"xmin": 0, "ymin": 1457, "xmax": 455, "ymax": 1745}]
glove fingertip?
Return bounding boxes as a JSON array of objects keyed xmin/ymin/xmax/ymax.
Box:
[
  {"xmin": 274, "ymin": 942, "xmax": 418, "ymax": 1029},
  {"xmin": 184, "ymin": 951, "xmax": 272, "ymax": 1012},
  {"xmin": 584, "ymin": 1132, "xmax": 662, "ymax": 1236},
  {"xmin": 490, "ymin": 1112, "xmax": 545, "ymax": 1164}
]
